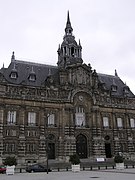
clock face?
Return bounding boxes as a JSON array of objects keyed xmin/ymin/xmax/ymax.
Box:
[{"xmin": 79, "ymin": 95, "xmax": 83, "ymax": 101}]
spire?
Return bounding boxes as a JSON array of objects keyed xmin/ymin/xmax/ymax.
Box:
[
  {"xmin": 67, "ymin": 11, "xmax": 71, "ymax": 26},
  {"xmin": 57, "ymin": 12, "xmax": 83, "ymax": 68},
  {"xmin": 65, "ymin": 11, "xmax": 73, "ymax": 35}
]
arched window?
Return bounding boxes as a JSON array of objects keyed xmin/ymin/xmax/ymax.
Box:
[{"xmin": 75, "ymin": 107, "xmax": 85, "ymax": 127}]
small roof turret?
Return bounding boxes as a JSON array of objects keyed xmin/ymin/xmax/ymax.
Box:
[{"xmin": 11, "ymin": 51, "xmax": 15, "ymax": 61}]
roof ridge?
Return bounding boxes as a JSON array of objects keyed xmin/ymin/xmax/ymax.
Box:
[
  {"xmin": 13, "ymin": 59, "xmax": 57, "ymax": 68},
  {"xmin": 98, "ymin": 73, "xmax": 119, "ymax": 78}
]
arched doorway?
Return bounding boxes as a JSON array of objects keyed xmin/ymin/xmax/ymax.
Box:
[{"xmin": 76, "ymin": 134, "xmax": 87, "ymax": 158}]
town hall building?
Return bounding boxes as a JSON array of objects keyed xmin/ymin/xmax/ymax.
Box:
[{"xmin": 0, "ymin": 12, "xmax": 135, "ymax": 165}]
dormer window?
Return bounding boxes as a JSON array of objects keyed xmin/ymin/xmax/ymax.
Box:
[
  {"xmin": 123, "ymin": 86, "xmax": 129, "ymax": 95},
  {"xmin": 10, "ymin": 72, "xmax": 17, "ymax": 79},
  {"xmin": 111, "ymin": 79, "xmax": 117, "ymax": 92},
  {"xmin": 28, "ymin": 66, "xmax": 36, "ymax": 82},
  {"xmin": 29, "ymin": 74, "xmax": 36, "ymax": 82},
  {"xmin": 111, "ymin": 85, "xmax": 117, "ymax": 92},
  {"xmin": 10, "ymin": 62, "xmax": 18, "ymax": 79}
]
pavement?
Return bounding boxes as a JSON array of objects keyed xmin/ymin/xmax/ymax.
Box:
[{"xmin": 1, "ymin": 168, "xmax": 135, "ymax": 180}]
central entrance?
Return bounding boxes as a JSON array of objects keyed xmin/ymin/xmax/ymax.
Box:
[{"xmin": 76, "ymin": 134, "xmax": 87, "ymax": 158}]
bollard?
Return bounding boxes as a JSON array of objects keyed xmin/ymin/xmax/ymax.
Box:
[
  {"xmin": 90, "ymin": 166, "xmax": 92, "ymax": 170},
  {"xmin": 58, "ymin": 168, "xmax": 59, "ymax": 171},
  {"xmin": 20, "ymin": 168, "xmax": 22, "ymax": 173},
  {"xmin": 66, "ymin": 167, "xmax": 68, "ymax": 171},
  {"xmin": 106, "ymin": 166, "xmax": 107, "ymax": 169},
  {"xmin": 83, "ymin": 167, "xmax": 85, "ymax": 170}
]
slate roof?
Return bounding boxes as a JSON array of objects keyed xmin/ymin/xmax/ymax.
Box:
[
  {"xmin": 98, "ymin": 73, "xmax": 134, "ymax": 97},
  {"xmin": 0, "ymin": 59, "xmax": 134, "ymax": 98},
  {"xmin": 0, "ymin": 60, "xmax": 59, "ymax": 87}
]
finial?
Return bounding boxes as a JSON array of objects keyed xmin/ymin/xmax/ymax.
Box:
[
  {"xmin": 79, "ymin": 39, "xmax": 81, "ymax": 46},
  {"xmin": 115, "ymin": 69, "xmax": 118, "ymax": 77},
  {"xmin": 2, "ymin": 63, "xmax": 4, "ymax": 68},
  {"xmin": 11, "ymin": 51, "xmax": 15, "ymax": 61}
]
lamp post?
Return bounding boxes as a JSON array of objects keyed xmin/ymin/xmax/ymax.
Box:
[{"xmin": 46, "ymin": 138, "xmax": 49, "ymax": 174}]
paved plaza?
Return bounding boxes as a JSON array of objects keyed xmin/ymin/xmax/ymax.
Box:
[{"xmin": 1, "ymin": 169, "xmax": 135, "ymax": 180}]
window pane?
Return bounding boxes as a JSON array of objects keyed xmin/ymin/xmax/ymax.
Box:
[
  {"xmin": 117, "ymin": 118, "xmax": 123, "ymax": 127},
  {"xmin": 75, "ymin": 113, "xmax": 85, "ymax": 126},
  {"xmin": 130, "ymin": 118, "xmax": 135, "ymax": 128},
  {"xmin": 48, "ymin": 114, "xmax": 55, "ymax": 125},
  {"xmin": 7, "ymin": 111, "xmax": 16, "ymax": 124},
  {"xmin": 28, "ymin": 112, "xmax": 36, "ymax": 125},
  {"xmin": 103, "ymin": 117, "xmax": 109, "ymax": 127}
]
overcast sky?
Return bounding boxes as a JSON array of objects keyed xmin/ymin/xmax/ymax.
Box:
[{"xmin": 0, "ymin": 0, "xmax": 135, "ymax": 94}]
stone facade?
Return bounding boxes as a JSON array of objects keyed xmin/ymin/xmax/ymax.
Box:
[{"xmin": 0, "ymin": 12, "xmax": 135, "ymax": 165}]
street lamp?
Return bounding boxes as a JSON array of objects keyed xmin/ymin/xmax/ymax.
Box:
[{"xmin": 46, "ymin": 137, "xmax": 49, "ymax": 174}]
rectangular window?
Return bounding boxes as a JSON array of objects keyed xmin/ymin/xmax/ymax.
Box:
[
  {"xmin": 26, "ymin": 144, "xmax": 36, "ymax": 152},
  {"xmin": 6, "ymin": 130, "xmax": 10, "ymax": 136},
  {"xmin": 7, "ymin": 111, "xmax": 16, "ymax": 124},
  {"xmin": 130, "ymin": 118, "xmax": 135, "ymax": 128},
  {"xmin": 48, "ymin": 114, "xmax": 55, "ymax": 126},
  {"xmin": 28, "ymin": 112, "xmax": 36, "ymax": 126},
  {"xmin": 103, "ymin": 117, "xmax": 109, "ymax": 127},
  {"xmin": 75, "ymin": 113, "xmax": 85, "ymax": 126},
  {"xmin": 27, "ymin": 130, "xmax": 30, "ymax": 136},
  {"xmin": 4, "ymin": 143, "xmax": 16, "ymax": 153},
  {"xmin": 117, "ymin": 118, "xmax": 123, "ymax": 128},
  {"xmin": 11, "ymin": 130, "xmax": 16, "ymax": 136}
]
